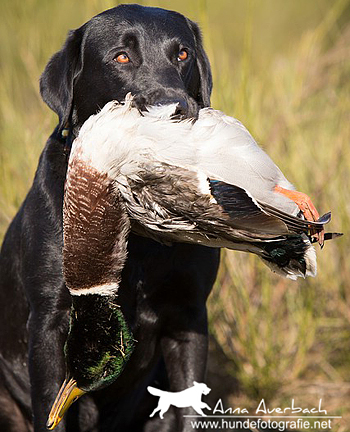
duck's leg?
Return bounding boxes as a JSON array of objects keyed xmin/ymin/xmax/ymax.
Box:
[{"xmin": 274, "ymin": 185, "xmax": 324, "ymax": 247}]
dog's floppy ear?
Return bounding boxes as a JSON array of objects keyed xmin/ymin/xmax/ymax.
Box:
[
  {"xmin": 40, "ymin": 27, "xmax": 84, "ymax": 131},
  {"xmin": 187, "ymin": 20, "xmax": 212, "ymax": 108}
]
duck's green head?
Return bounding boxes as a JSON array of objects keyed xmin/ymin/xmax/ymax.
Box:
[{"xmin": 47, "ymin": 294, "xmax": 134, "ymax": 430}]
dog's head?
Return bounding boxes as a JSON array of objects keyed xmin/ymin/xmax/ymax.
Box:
[
  {"xmin": 193, "ymin": 381, "xmax": 211, "ymax": 395},
  {"xmin": 40, "ymin": 4, "xmax": 212, "ymax": 134}
]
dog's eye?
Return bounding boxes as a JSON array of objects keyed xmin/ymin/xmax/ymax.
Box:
[
  {"xmin": 114, "ymin": 53, "xmax": 130, "ymax": 64},
  {"xmin": 177, "ymin": 49, "xmax": 188, "ymax": 62}
]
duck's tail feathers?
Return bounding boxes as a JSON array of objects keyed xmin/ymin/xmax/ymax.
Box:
[{"xmin": 258, "ymin": 235, "xmax": 317, "ymax": 280}]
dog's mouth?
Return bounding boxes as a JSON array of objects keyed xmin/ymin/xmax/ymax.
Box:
[
  {"xmin": 46, "ymin": 377, "xmax": 85, "ymax": 430},
  {"xmin": 131, "ymin": 94, "xmax": 199, "ymax": 120},
  {"xmin": 142, "ymin": 102, "xmax": 189, "ymax": 121}
]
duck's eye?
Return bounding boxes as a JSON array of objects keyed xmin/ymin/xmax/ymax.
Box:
[
  {"xmin": 177, "ymin": 49, "xmax": 188, "ymax": 62},
  {"xmin": 114, "ymin": 53, "xmax": 130, "ymax": 64}
]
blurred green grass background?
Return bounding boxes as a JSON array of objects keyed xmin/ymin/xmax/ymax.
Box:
[{"xmin": 1, "ymin": 0, "xmax": 349, "ymax": 430}]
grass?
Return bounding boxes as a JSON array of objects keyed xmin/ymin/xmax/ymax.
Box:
[{"xmin": 1, "ymin": 1, "xmax": 349, "ymax": 430}]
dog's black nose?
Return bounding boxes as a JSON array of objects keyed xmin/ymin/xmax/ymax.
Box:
[
  {"xmin": 132, "ymin": 95, "xmax": 147, "ymax": 112},
  {"xmin": 132, "ymin": 94, "xmax": 196, "ymax": 119},
  {"xmin": 156, "ymin": 98, "xmax": 189, "ymax": 118},
  {"xmin": 173, "ymin": 99, "xmax": 188, "ymax": 118}
]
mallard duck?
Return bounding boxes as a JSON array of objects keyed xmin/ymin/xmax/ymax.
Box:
[
  {"xmin": 46, "ymin": 138, "xmax": 134, "ymax": 429},
  {"xmin": 47, "ymin": 95, "xmax": 340, "ymax": 428},
  {"xmin": 69, "ymin": 95, "xmax": 339, "ymax": 280}
]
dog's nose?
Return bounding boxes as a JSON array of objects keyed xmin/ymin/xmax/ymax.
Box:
[
  {"xmin": 174, "ymin": 99, "xmax": 188, "ymax": 118},
  {"xmin": 132, "ymin": 94, "xmax": 196, "ymax": 119},
  {"xmin": 132, "ymin": 95, "xmax": 147, "ymax": 112},
  {"xmin": 156, "ymin": 98, "xmax": 189, "ymax": 118}
]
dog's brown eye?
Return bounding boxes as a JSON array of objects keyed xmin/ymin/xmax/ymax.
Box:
[
  {"xmin": 115, "ymin": 53, "xmax": 130, "ymax": 64},
  {"xmin": 177, "ymin": 49, "xmax": 188, "ymax": 62}
]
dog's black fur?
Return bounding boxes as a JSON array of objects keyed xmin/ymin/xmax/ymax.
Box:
[{"xmin": 0, "ymin": 5, "xmax": 220, "ymax": 431}]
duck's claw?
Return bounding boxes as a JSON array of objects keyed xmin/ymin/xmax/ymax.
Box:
[{"xmin": 274, "ymin": 185, "xmax": 324, "ymax": 247}]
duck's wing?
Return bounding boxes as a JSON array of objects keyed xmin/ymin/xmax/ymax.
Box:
[
  {"xmin": 143, "ymin": 106, "xmax": 330, "ymax": 239},
  {"xmin": 115, "ymin": 161, "xmax": 327, "ymax": 248},
  {"xmin": 116, "ymin": 161, "xmax": 339, "ymax": 280}
]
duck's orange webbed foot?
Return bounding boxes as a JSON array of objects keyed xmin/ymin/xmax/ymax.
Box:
[{"xmin": 274, "ymin": 185, "xmax": 324, "ymax": 247}]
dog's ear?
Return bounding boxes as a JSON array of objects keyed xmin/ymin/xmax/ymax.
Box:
[
  {"xmin": 40, "ymin": 27, "xmax": 84, "ymax": 132},
  {"xmin": 186, "ymin": 20, "xmax": 212, "ymax": 108}
]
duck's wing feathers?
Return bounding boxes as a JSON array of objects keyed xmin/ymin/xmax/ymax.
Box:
[{"xmin": 115, "ymin": 161, "xmax": 324, "ymax": 248}]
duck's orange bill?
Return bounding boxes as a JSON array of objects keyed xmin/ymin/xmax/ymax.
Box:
[
  {"xmin": 274, "ymin": 185, "xmax": 324, "ymax": 247},
  {"xmin": 46, "ymin": 378, "xmax": 85, "ymax": 430}
]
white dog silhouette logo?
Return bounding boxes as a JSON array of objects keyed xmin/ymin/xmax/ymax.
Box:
[{"xmin": 147, "ymin": 381, "xmax": 211, "ymax": 418}]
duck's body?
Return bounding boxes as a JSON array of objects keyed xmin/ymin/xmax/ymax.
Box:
[
  {"xmin": 73, "ymin": 96, "xmax": 335, "ymax": 279},
  {"xmin": 76, "ymin": 99, "xmax": 299, "ymax": 215}
]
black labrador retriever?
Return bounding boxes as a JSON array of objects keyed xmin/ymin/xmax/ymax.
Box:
[{"xmin": 0, "ymin": 4, "xmax": 220, "ymax": 431}]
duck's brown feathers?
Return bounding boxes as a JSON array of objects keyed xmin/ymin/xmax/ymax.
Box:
[{"xmin": 63, "ymin": 155, "xmax": 130, "ymax": 293}]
